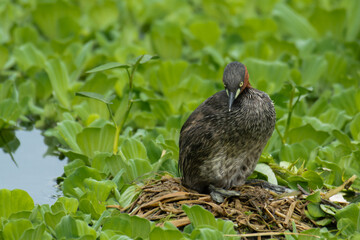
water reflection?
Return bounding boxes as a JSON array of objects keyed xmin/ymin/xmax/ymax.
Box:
[{"xmin": 0, "ymin": 129, "xmax": 66, "ymax": 205}]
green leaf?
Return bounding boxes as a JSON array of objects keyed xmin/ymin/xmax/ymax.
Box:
[
  {"xmin": 120, "ymin": 138, "xmax": 148, "ymax": 160},
  {"xmin": 243, "ymin": 59, "xmax": 289, "ymax": 94},
  {"xmin": 183, "ymin": 205, "xmax": 217, "ymax": 228},
  {"xmin": 55, "ymin": 215, "xmax": 96, "ymax": 239},
  {"xmin": 13, "ymin": 43, "xmax": 46, "ymax": 70},
  {"xmin": 0, "ymin": 189, "xmax": 34, "ymax": 219},
  {"xmin": 132, "ymin": 54, "xmax": 159, "ymax": 65},
  {"xmin": 350, "ymin": 113, "xmax": 360, "ymax": 141},
  {"xmin": 119, "ymin": 185, "xmax": 139, "ymax": 208},
  {"xmin": 20, "ymin": 223, "xmax": 46, "ymax": 240},
  {"xmin": 83, "ymin": 179, "xmax": 116, "ymax": 202},
  {"xmin": 315, "ymin": 218, "xmax": 333, "ymax": 226},
  {"xmin": 56, "ymin": 197, "xmax": 79, "ymax": 214},
  {"xmin": 62, "ymin": 166, "xmax": 103, "ymax": 198},
  {"xmin": 0, "ymin": 45, "xmax": 8, "ymax": 69},
  {"xmin": 102, "ymin": 214, "xmax": 151, "ymax": 239},
  {"xmin": 189, "ymin": 19, "xmax": 221, "ymax": 46},
  {"xmin": 306, "ymin": 191, "xmax": 321, "ymax": 203},
  {"xmin": 79, "ymin": 191, "xmax": 106, "ymax": 219},
  {"xmin": 301, "ymin": 55, "xmax": 327, "ymax": 85},
  {"xmin": 149, "ymin": 227, "xmax": 183, "ymax": 240},
  {"xmin": 44, "ymin": 58, "xmax": 71, "ymax": 109},
  {"xmin": 3, "ymin": 219, "xmax": 33, "ymax": 240},
  {"xmin": 44, "ymin": 211, "xmax": 66, "ymax": 231},
  {"xmin": 307, "ymin": 202, "xmax": 326, "ymax": 218},
  {"xmin": 345, "ymin": 0, "xmax": 360, "ymax": 41},
  {"xmin": 190, "ymin": 228, "xmax": 224, "ymax": 240},
  {"xmin": 302, "ymin": 170, "xmax": 323, "ymax": 189},
  {"xmin": 76, "ymin": 124, "xmax": 116, "ymax": 158},
  {"xmin": 320, "ymin": 204, "xmax": 337, "ymax": 216},
  {"xmin": 56, "ymin": 120, "xmax": 83, "ymax": 152},
  {"xmin": 150, "ymin": 21, "xmax": 182, "ymax": 59},
  {"xmin": 0, "ymin": 99, "xmax": 21, "ymax": 127},
  {"xmin": 335, "ymin": 203, "xmax": 360, "ymax": 232},
  {"xmin": 86, "ymin": 62, "xmax": 130, "ymax": 73},
  {"xmin": 272, "ymin": 3, "xmax": 318, "ymax": 39},
  {"xmin": 76, "ymin": 91, "xmax": 114, "ymax": 105},
  {"xmin": 254, "ymin": 163, "xmax": 278, "ymax": 184}
]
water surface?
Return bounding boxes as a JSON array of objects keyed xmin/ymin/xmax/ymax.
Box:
[{"xmin": 0, "ymin": 130, "xmax": 66, "ymax": 205}]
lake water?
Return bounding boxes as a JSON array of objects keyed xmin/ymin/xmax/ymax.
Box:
[{"xmin": 0, "ymin": 129, "xmax": 67, "ymax": 205}]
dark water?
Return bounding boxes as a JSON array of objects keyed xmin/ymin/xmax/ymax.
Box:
[{"xmin": 0, "ymin": 130, "xmax": 66, "ymax": 205}]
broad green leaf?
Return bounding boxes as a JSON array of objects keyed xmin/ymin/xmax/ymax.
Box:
[
  {"xmin": 301, "ymin": 55, "xmax": 327, "ymax": 85},
  {"xmin": 150, "ymin": 21, "xmax": 182, "ymax": 59},
  {"xmin": 272, "ymin": 3, "xmax": 318, "ymax": 39},
  {"xmin": 254, "ymin": 163, "xmax": 277, "ymax": 185},
  {"xmin": 183, "ymin": 205, "xmax": 217, "ymax": 228},
  {"xmin": 79, "ymin": 192, "xmax": 106, "ymax": 219},
  {"xmin": 56, "ymin": 120, "xmax": 83, "ymax": 152},
  {"xmin": 33, "ymin": 1, "xmax": 80, "ymax": 39},
  {"xmin": 88, "ymin": 1, "xmax": 119, "ymax": 30},
  {"xmin": 345, "ymin": 0, "xmax": 360, "ymax": 41},
  {"xmin": 320, "ymin": 205, "xmax": 337, "ymax": 216},
  {"xmin": 20, "ymin": 223, "xmax": 46, "ymax": 240},
  {"xmin": 87, "ymin": 62, "xmax": 130, "ymax": 73},
  {"xmin": 55, "ymin": 215, "xmax": 96, "ymax": 239},
  {"xmin": 302, "ymin": 170, "xmax": 323, "ymax": 189},
  {"xmin": 120, "ymin": 138, "xmax": 148, "ymax": 160},
  {"xmin": 149, "ymin": 227, "xmax": 183, "ymax": 240},
  {"xmin": 244, "ymin": 59, "xmax": 289, "ymax": 94},
  {"xmin": 76, "ymin": 124, "xmax": 116, "ymax": 158},
  {"xmin": 0, "ymin": 45, "xmax": 9, "ymax": 69},
  {"xmin": 331, "ymin": 88, "xmax": 358, "ymax": 116},
  {"xmin": 307, "ymin": 203, "xmax": 326, "ymax": 218},
  {"xmin": 335, "ymin": 203, "xmax": 360, "ymax": 230},
  {"xmin": 350, "ymin": 113, "xmax": 360, "ymax": 141},
  {"xmin": 44, "ymin": 211, "xmax": 66, "ymax": 231},
  {"xmin": 337, "ymin": 218, "xmax": 359, "ymax": 237},
  {"xmin": 62, "ymin": 166, "xmax": 103, "ymax": 198},
  {"xmin": 105, "ymin": 154, "xmax": 153, "ymax": 183},
  {"xmin": 3, "ymin": 219, "xmax": 33, "ymax": 240},
  {"xmin": 0, "ymin": 189, "xmax": 34, "ymax": 219},
  {"xmin": 315, "ymin": 218, "xmax": 332, "ymax": 226},
  {"xmin": 102, "ymin": 214, "xmax": 151, "ymax": 239},
  {"xmin": 189, "ymin": 19, "xmax": 221, "ymax": 46},
  {"xmin": 309, "ymin": 8, "xmax": 345, "ymax": 38},
  {"xmin": 0, "ymin": 99, "xmax": 21, "ymax": 128},
  {"xmin": 306, "ymin": 191, "xmax": 321, "ymax": 203},
  {"xmin": 119, "ymin": 185, "xmax": 139, "ymax": 208},
  {"xmin": 13, "ymin": 43, "xmax": 46, "ymax": 70},
  {"xmin": 44, "ymin": 58, "xmax": 71, "ymax": 109},
  {"xmin": 190, "ymin": 228, "xmax": 224, "ymax": 240},
  {"xmin": 83, "ymin": 179, "xmax": 116, "ymax": 202},
  {"xmin": 56, "ymin": 197, "xmax": 79, "ymax": 214},
  {"xmin": 288, "ymin": 124, "xmax": 329, "ymax": 145},
  {"xmin": 64, "ymin": 159, "xmax": 86, "ymax": 177}
]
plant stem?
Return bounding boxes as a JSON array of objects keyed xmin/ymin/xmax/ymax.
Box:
[
  {"xmin": 275, "ymin": 124, "xmax": 285, "ymax": 144},
  {"xmin": 284, "ymin": 87, "xmax": 295, "ymax": 141},
  {"xmin": 112, "ymin": 67, "xmax": 136, "ymax": 154}
]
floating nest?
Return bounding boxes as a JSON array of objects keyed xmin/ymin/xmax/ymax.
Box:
[{"xmin": 108, "ymin": 175, "xmax": 355, "ymax": 237}]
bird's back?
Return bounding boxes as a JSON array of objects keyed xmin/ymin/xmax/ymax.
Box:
[{"xmin": 179, "ymin": 87, "xmax": 275, "ymax": 193}]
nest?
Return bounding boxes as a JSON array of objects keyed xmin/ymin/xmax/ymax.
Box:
[{"xmin": 121, "ymin": 176, "xmax": 319, "ymax": 233}]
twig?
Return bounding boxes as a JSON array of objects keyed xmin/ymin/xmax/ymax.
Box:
[{"xmin": 224, "ymin": 231, "xmax": 321, "ymax": 238}]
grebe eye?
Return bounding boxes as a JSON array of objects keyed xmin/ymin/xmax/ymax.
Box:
[{"xmin": 239, "ymin": 82, "xmax": 244, "ymax": 87}]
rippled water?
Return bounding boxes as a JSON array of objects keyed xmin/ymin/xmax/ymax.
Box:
[{"xmin": 0, "ymin": 129, "xmax": 67, "ymax": 205}]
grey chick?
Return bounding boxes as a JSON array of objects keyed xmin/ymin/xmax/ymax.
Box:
[{"xmin": 178, "ymin": 62, "xmax": 276, "ymax": 202}]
